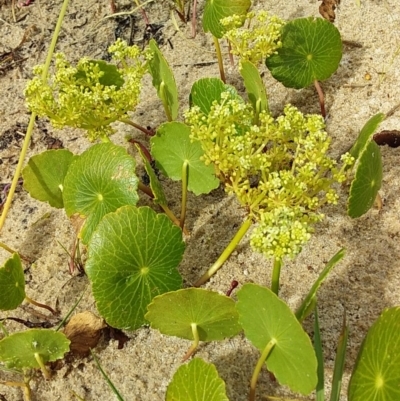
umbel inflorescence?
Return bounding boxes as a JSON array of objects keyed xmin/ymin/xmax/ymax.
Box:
[
  {"xmin": 185, "ymin": 92, "xmax": 354, "ymax": 260},
  {"xmin": 25, "ymin": 40, "xmax": 149, "ymax": 141}
]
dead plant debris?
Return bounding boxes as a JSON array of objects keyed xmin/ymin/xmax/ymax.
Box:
[
  {"xmin": 63, "ymin": 311, "xmax": 106, "ymax": 356},
  {"xmin": 373, "ymin": 130, "xmax": 400, "ymax": 148},
  {"xmin": 319, "ymin": 0, "xmax": 340, "ymax": 22}
]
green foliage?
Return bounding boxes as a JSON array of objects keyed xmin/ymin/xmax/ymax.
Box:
[
  {"xmin": 22, "ymin": 149, "xmax": 74, "ymax": 208},
  {"xmin": 137, "ymin": 146, "xmax": 168, "ymax": 207},
  {"xmin": 347, "ymin": 113, "xmax": 384, "ymax": 218},
  {"xmin": 0, "ymin": 329, "xmax": 70, "ymax": 370},
  {"xmin": 348, "ymin": 307, "xmax": 400, "ymax": 401},
  {"xmin": 202, "ymin": 0, "xmax": 251, "ymax": 39},
  {"xmin": 151, "ymin": 122, "xmax": 219, "ymax": 195},
  {"xmin": 314, "ymin": 307, "xmax": 325, "ymax": 401},
  {"xmin": 63, "ymin": 143, "xmax": 139, "ymax": 244},
  {"xmin": 349, "ymin": 113, "xmax": 385, "ymax": 162},
  {"xmin": 348, "ymin": 140, "xmax": 382, "ymax": 218},
  {"xmin": 147, "ymin": 39, "xmax": 179, "ymax": 121},
  {"xmin": 24, "ymin": 39, "xmax": 148, "ymax": 141},
  {"xmin": 189, "ymin": 77, "xmax": 229, "ymax": 115},
  {"xmin": 239, "ymin": 60, "xmax": 269, "ymax": 117},
  {"xmin": 236, "ymin": 283, "xmax": 318, "ymax": 394},
  {"xmin": 186, "ymin": 91, "xmax": 353, "ymax": 260},
  {"xmin": 266, "ymin": 17, "xmax": 342, "ymax": 89},
  {"xmin": 222, "ymin": 11, "xmax": 284, "ymax": 65},
  {"xmin": 166, "ymin": 358, "xmax": 229, "ymax": 401},
  {"xmin": 86, "ymin": 206, "xmax": 184, "ymax": 330},
  {"xmin": 296, "ymin": 248, "xmax": 345, "ymax": 322},
  {"xmin": 145, "ymin": 288, "xmax": 241, "ymax": 341},
  {"xmin": 0, "ymin": 253, "xmax": 25, "ymax": 311}
]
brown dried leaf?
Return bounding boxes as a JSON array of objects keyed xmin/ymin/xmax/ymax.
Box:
[
  {"xmin": 63, "ymin": 311, "xmax": 106, "ymax": 356},
  {"xmin": 319, "ymin": 0, "xmax": 340, "ymax": 22}
]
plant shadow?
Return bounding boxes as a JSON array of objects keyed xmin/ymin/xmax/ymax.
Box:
[{"xmin": 210, "ymin": 335, "xmax": 314, "ymax": 401}]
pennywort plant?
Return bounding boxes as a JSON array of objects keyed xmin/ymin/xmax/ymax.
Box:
[
  {"xmin": 1, "ymin": 1, "xmax": 397, "ymax": 400},
  {"xmin": 186, "ymin": 81, "xmax": 354, "ymax": 287}
]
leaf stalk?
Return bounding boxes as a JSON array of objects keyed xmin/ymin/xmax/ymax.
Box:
[
  {"xmin": 249, "ymin": 338, "xmax": 277, "ymax": 401},
  {"xmin": 194, "ymin": 217, "xmax": 253, "ymax": 286}
]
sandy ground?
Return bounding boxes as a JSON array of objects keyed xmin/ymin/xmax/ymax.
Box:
[{"xmin": 1, "ymin": 0, "xmax": 400, "ymax": 400}]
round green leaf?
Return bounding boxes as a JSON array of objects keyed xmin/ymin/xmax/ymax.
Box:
[
  {"xmin": 166, "ymin": 358, "xmax": 229, "ymax": 401},
  {"xmin": 145, "ymin": 288, "xmax": 241, "ymax": 341},
  {"xmin": 63, "ymin": 143, "xmax": 139, "ymax": 244},
  {"xmin": 151, "ymin": 122, "xmax": 219, "ymax": 195},
  {"xmin": 348, "ymin": 140, "xmax": 382, "ymax": 218},
  {"xmin": 86, "ymin": 206, "xmax": 184, "ymax": 330},
  {"xmin": 0, "ymin": 329, "xmax": 70, "ymax": 369},
  {"xmin": 0, "ymin": 253, "xmax": 25, "ymax": 311},
  {"xmin": 190, "ymin": 78, "xmax": 227, "ymax": 115},
  {"xmin": 266, "ymin": 17, "xmax": 342, "ymax": 89},
  {"xmin": 202, "ymin": 0, "xmax": 251, "ymax": 38},
  {"xmin": 74, "ymin": 59, "xmax": 124, "ymax": 89},
  {"xmin": 348, "ymin": 307, "xmax": 400, "ymax": 401},
  {"xmin": 22, "ymin": 149, "xmax": 74, "ymax": 208},
  {"xmin": 236, "ymin": 283, "xmax": 317, "ymax": 395}
]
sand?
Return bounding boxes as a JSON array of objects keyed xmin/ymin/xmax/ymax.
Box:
[{"xmin": 1, "ymin": 0, "xmax": 400, "ymax": 400}]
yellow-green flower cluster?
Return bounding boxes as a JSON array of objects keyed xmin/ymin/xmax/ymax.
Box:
[
  {"xmin": 24, "ymin": 39, "xmax": 148, "ymax": 141},
  {"xmin": 221, "ymin": 11, "xmax": 285, "ymax": 65},
  {"xmin": 185, "ymin": 93, "xmax": 353, "ymax": 260}
]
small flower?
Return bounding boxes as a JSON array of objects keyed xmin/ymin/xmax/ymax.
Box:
[{"xmin": 25, "ymin": 39, "xmax": 148, "ymax": 141}]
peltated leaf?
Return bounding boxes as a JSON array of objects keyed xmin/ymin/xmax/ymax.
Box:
[
  {"xmin": 86, "ymin": 206, "xmax": 184, "ymax": 330},
  {"xmin": 74, "ymin": 59, "xmax": 124, "ymax": 89},
  {"xmin": 349, "ymin": 113, "xmax": 385, "ymax": 162},
  {"xmin": 202, "ymin": 0, "xmax": 251, "ymax": 38},
  {"xmin": 348, "ymin": 307, "xmax": 400, "ymax": 401},
  {"xmin": 0, "ymin": 253, "xmax": 25, "ymax": 311},
  {"xmin": 147, "ymin": 39, "xmax": 178, "ymax": 121},
  {"xmin": 145, "ymin": 288, "xmax": 241, "ymax": 341},
  {"xmin": 0, "ymin": 329, "xmax": 70, "ymax": 369},
  {"xmin": 63, "ymin": 143, "xmax": 139, "ymax": 244},
  {"xmin": 240, "ymin": 60, "xmax": 268, "ymax": 115},
  {"xmin": 348, "ymin": 140, "xmax": 382, "ymax": 218},
  {"xmin": 189, "ymin": 78, "xmax": 227, "ymax": 115},
  {"xmin": 22, "ymin": 149, "xmax": 74, "ymax": 208},
  {"xmin": 236, "ymin": 283, "xmax": 317, "ymax": 395},
  {"xmin": 151, "ymin": 122, "xmax": 219, "ymax": 195},
  {"xmin": 166, "ymin": 358, "xmax": 229, "ymax": 401},
  {"xmin": 266, "ymin": 17, "xmax": 342, "ymax": 89}
]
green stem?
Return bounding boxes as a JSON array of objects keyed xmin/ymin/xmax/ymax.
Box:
[
  {"xmin": 182, "ymin": 322, "xmax": 200, "ymax": 361},
  {"xmin": 34, "ymin": 353, "xmax": 51, "ymax": 379},
  {"xmin": 0, "ymin": 0, "xmax": 70, "ymax": 232},
  {"xmin": 119, "ymin": 118, "xmax": 154, "ymax": 136},
  {"xmin": 180, "ymin": 160, "xmax": 189, "ymax": 230},
  {"xmin": 161, "ymin": 204, "xmax": 189, "ymax": 236},
  {"xmin": 160, "ymin": 81, "xmax": 173, "ymax": 121},
  {"xmin": 194, "ymin": 217, "xmax": 253, "ymax": 286},
  {"xmin": 213, "ymin": 36, "xmax": 226, "ymax": 83},
  {"xmin": 271, "ymin": 257, "xmax": 282, "ymax": 295},
  {"xmin": 249, "ymin": 338, "xmax": 276, "ymax": 401},
  {"xmin": 91, "ymin": 350, "xmax": 126, "ymax": 401}
]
